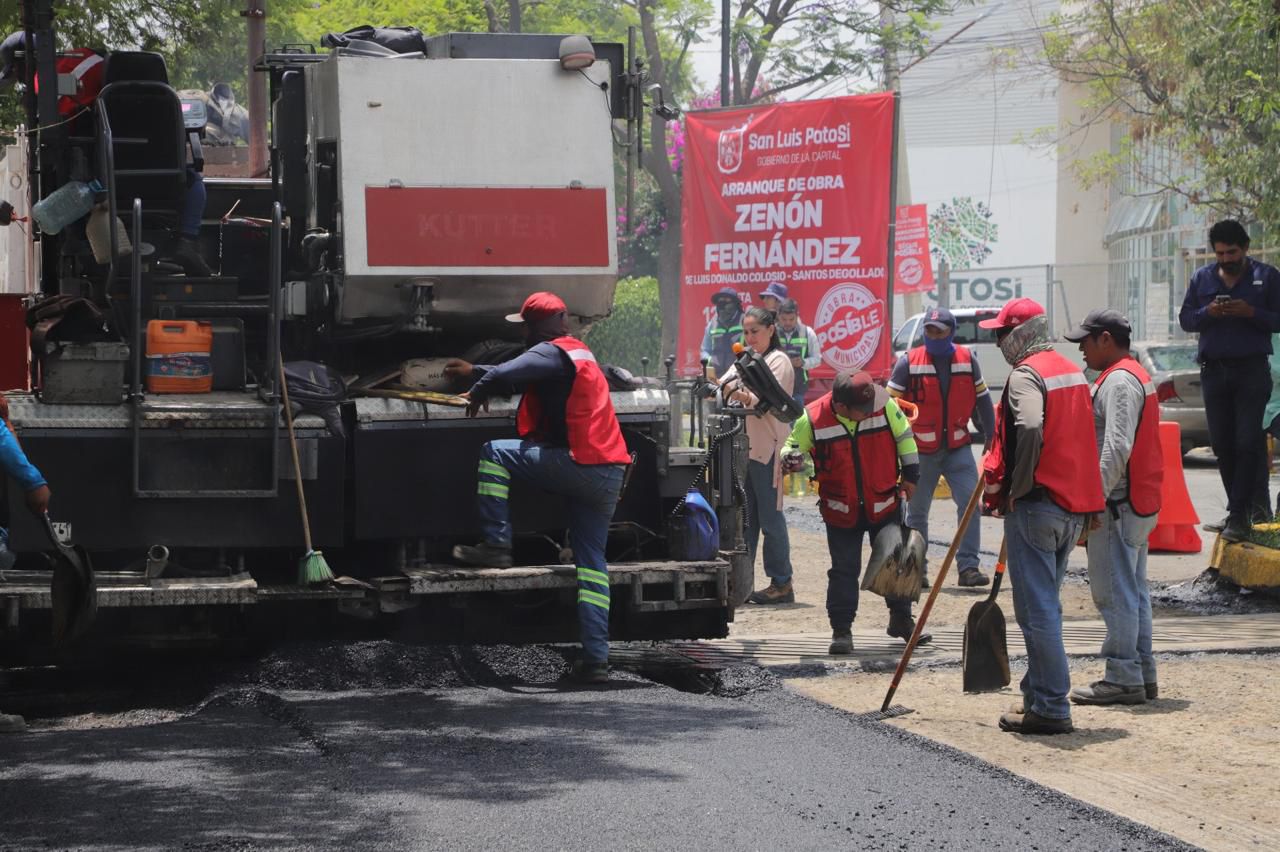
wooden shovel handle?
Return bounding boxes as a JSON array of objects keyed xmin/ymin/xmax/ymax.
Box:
[{"xmin": 880, "ymin": 477, "xmax": 985, "ymax": 713}]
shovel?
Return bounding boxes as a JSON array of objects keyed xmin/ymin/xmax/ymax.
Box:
[
  {"xmin": 44, "ymin": 512, "xmax": 96, "ymax": 645},
  {"xmin": 962, "ymin": 536, "xmax": 1010, "ymax": 692}
]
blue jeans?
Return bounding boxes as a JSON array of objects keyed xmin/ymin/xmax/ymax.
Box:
[
  {"xmin": 905, "ymin": 446, "xmax": 981, "ymax": 572},
  {"xmin": 181, "ymin": 168, "xmax": 206, "ymax": 238},
  {"xmin": 1006, "ymin": 499, "xmax": 1083, "ymax": 721},
  {"xmin": 746, "ymin": 457, "xmax": 792, "ymax": 586},
  {"xmin": 1086, "ymin": 504, "xmax": 1158, "ymax": 687},
  {"xmin": 476, "ymin": 439, "xmax": 624, "ymax": 663},
  {"xmin": 825, "ymin": 522, "xmax": 911, "ymax": 630}
]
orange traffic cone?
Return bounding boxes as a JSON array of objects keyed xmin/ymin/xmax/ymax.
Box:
[{"xmin": 1147, "ymin": 421, "xmax": 1201, "ymax": 553}]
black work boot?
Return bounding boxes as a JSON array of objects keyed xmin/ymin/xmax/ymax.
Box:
[
  {"xmin": 1221, "ymin": 514, "xmax": 1251, "ymax": 543},
  {"xmin": 1203, "ymin": 515, "xmax": 1228, "ymax": 533},
  {"xmin": 828, "ymin": 629, "xmax": 853, "ymax": 656},
  {"xmin": 452, "ymin": 542, "xmax": 513, "ymax": 568},
  {"xmin": 958, "ymin": 567, "xmax": 990, "ymax": 587},
  {"xmin": 571, "ymin": 659, "xmax": 609, "ymax": 684},
  {"xmin": 887, "ymin": 611, "xmax": 932, "ymax": 645},
  {"xmin": 164, "ymin": 235, "xmax": 212, "ymax": 277}
]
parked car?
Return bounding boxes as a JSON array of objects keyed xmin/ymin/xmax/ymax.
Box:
[
  {"xmin": 1132, "ymin": 340, "xmax": 1209, "ymax": 456},
  {"xmin": 892, "ymin": 307, "xmax": 1084, "ymax": 394}
]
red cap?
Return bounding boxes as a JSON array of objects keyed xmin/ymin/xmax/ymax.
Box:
[
  {"xmin": 977, "ymin": 297, "xmax": 1045, "ymax": 330},
  {"xmin": 506, "ymin": 291, "xmax": 568, "ymax": 323}
]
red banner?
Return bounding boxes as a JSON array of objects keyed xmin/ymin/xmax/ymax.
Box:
[
  {"xmin": 678, "ymin": 93, "xmax": 897, "ymax": 379},
  {"xmin": 894, "ymin": 204, "xmax": 934, "ymax": 293}
]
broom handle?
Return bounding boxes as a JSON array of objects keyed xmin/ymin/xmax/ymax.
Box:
[
  {"xmin": 279, "ymin": 359, "xmax": 314, "ymax": 553},
  {"xmin": 880, "ymin": 478, "xmax": 984, "ymax": 713}
]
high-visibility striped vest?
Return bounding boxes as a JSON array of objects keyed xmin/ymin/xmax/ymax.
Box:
[
  {"xmin": 515, "ymin": 337, "xmax": 631, "ymax": 465},
  {"xmin": 707, "ymin": 318, "xmax": 743, "ymax": 374},
  {"xmin": 806, "ymin": 393, "xmax": 901, "ymax": 528},
  {"xmin": 904, "ymin": 344, "xmax": 976, "ymax": 453},
  {"xmin": 983, "ymin": 350, "xmax": 1104, "ymax": 514},
  {"xmin": 779, "ymin": 326, "xmax": 810, "ymax": 396},
  {"xmin": 1093, "ymin": 357, "xmax": 1164, "ymax": 517}
]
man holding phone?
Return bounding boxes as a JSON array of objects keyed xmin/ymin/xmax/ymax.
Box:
[{"xmin": 1179, "ymin": 220, "xmax": 1280, "ymax": 542}]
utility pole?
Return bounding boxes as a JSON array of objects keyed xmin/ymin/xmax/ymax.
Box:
[
  {"xmin": 881, "ymin": 3, "xmax": 921, "ymax": 319},
  {"xmin": 720, "ymin": 0, "xmax": 731, "ymax": 106},
  {"xmin": 244, "ymin": 0, "xmax": 268, "ymax": 177}
]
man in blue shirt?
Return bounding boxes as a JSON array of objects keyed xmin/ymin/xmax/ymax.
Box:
[
  {"xmin": 1178, "ymin": 220, "xmax": 1280, "ymax": 542},
  {"xmin": 0, "ymin": 397, "xmax": 52, "ymax": 733}
]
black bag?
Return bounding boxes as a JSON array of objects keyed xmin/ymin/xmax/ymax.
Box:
[
  {"xmin": 283, "ymin": 360, "xmax": 346, "ymax": 438},
  {"xmin": 321, "ymin": 25, "xmax": 428, "ymax": 55}
]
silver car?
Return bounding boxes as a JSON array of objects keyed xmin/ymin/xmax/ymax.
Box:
[{"xmin": 1129, "ymin": 341, "xmax": 1208, "ymax": 455}]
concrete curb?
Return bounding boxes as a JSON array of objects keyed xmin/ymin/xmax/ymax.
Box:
[{"xmin": 1210, "ymin": 534, "xmax": 1280, "ymax": 592}]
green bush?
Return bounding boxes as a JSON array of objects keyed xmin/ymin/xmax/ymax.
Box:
[{"xmin": 582, "ymin": 276, "xmax": 662, "ymax": 376}]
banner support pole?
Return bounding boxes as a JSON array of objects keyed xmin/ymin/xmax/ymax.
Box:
[{"xmin": 885, "ymin": 92, "xmax": 901, "ymax": 370}]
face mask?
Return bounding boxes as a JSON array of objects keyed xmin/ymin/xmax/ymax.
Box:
[
  {"xmin": 997, "ymin": 315, "xmax": 1051, "ymax": 365},
  {"xmin": 716, "ymin": 303, "xmax": 739, "ymax": 326},
  {"xmin": 923, "ymin": 330, "xmax": 955, "ymax": 357}
]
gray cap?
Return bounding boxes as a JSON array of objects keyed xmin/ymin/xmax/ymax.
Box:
[{"xmin": 1063, "ymin": 308, "xmax": 1132, "ymax": 342}]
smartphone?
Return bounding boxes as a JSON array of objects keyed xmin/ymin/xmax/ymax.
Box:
[{"xmin": 1215, "ymin": 294, "xmax": 1232, "ymax": 304}]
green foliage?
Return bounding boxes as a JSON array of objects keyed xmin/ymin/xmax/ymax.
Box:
[
  {"xmin": 1045, "ymin": 0, "xmax": 1280, "ymax": 241},
  {"xmin": 582, "ymin": 276, "xmax": 662, "ymax": 374}
]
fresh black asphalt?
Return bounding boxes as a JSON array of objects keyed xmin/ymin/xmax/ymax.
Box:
[{"xmin": 0, "ymin": 643, "xmax": 1194, "ymax": 851}]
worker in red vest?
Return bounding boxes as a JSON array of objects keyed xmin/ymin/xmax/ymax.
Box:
[
  {"xmin": 979, "ymin": 298, "xmax": 1104, "ymax": 735},
  {"xmin": 445, "ymin": 292, "xmax": 631, "ymax": 684},
  {"xmin": 782, "ymin": 371, "xmax": 926, "ymax": 655},
  {"xmin": 0, "ymin": 31, "xmax": 103, "ymax": 116},
  {"xmin": 1063, "ymin": 309, "xmax": 1164, "ymax": 707},
  {"xmin": 887, "ymin": 307, "xmax": 996, "ymax": 588}
]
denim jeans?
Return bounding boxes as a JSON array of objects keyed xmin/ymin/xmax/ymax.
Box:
[
  {"xmin": 825, "ymin": 522, "xmax": 911, "ymax": 630},
  {"xmin": 1086, "ymin": 504, "xmax": 1158, "ymax": 687},
  {"xmin": 1006, "ymin": 499, "xmax": 1084, "ymax": 720},
  {"xmin": 476, "ymin": 439, "xmax": 624, "ymax": 663},
  {"xmin": 1201, "ymin": 356, "xmax": 1271, "ymax": 517},
  {"xmin": 905, "ymin": 446, "xmax": 981, "ymax": 571},
  {"xmin": 746, "ymin": 457, "xmax": 792, "ymax": 586}
]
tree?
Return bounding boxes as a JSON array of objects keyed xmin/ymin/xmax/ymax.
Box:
[
  {"xmin": 636, "ymin": 0, "xmax": 962, "ymax": 358},
  {"xmin": 1042, "ymin": 0, "xmax": 1280, "ymax": 240}
]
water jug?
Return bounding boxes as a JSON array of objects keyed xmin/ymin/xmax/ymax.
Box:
[{"xmin": 31, "ymin": 179, "xmax": 102, "ymax": 234}]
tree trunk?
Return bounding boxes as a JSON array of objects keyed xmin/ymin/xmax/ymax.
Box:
[
  {"xmin": 508, "ymin": 0, "xmax": 522, "ymax": 33},
  {"xmin": 638, "ymin": 0, "xmax": 684, "ymax": 363}
]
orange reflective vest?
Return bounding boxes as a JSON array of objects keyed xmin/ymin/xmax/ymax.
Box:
[
  {"xmin": 807, "ymin": 393, "xmax": 901, "ymax": 528},
  {"xmin": 515, "ymin": 337, "xmax": 631, "ymax": 465},
  {"xmin": 904, "ymin": 344, "xmax": 976, "ymax": 453},
  {"xmin": 983, "ymin": 350, "xmax": 1104, "ymax": 514},
  {"xmin": 35, "ymin": 48, "xmax": 104, "ymax": 117},
  {"xmin": 1094, "ymin": 357, "xmax": 1164, "ymax": 517}
]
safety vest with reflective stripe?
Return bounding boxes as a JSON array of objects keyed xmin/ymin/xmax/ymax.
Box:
[
  {"xmin": 779, "ymin": 326, "xmax": 810, "ymax": 396},
  {"xmin": 905, "ymin": 344, "xmax": 976, "ymax": 453},
  {"xmin": 984, "ymin": 350, "xmax": 1104, "ymax": 514},
  {"xmin": 707, "ymin": 319, "xmax": 743, "ymax": 374},
  {"xmin": 515, "ymin": 337, "xmax": 631, "ymax": 465},
  {"xmin": 38, "ymin": 49, "xmax": 105, "ymax": 117},
  {"xmin": 806, "ymin": 393, "xmax": 901, "ymax": 528},
  {"xmin": 1093, "ymin": 357, "xmax": 1164, "ymax": 517}
]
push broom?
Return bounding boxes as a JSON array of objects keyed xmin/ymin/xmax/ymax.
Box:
[
  {"xmin": 864, "ymin": 478, "xmax": 984, "ymax": 720},
  {"xmin": 280, "ymin": 359, "xmax": 334, "ymax": 585}
]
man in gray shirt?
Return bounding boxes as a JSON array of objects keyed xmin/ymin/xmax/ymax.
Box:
[{"xmin": 1064, "ymin": 310, "xmax": 1164, "ymax": 706}]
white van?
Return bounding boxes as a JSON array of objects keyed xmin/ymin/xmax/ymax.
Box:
[
  {"xmin": 892, "ymin": 308, "xmax": 1085, "ymax": 394},
  {"xmin": 892, "ymin": 308, "xmax": 1009, "ymax": 391}
]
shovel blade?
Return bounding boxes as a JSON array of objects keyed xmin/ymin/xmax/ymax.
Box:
[
  {"xmin": 50, "ymin": 545, "xmax": 96, "ymax": 646},
  {"xmin": 962, "ymin": 599, "xmax": 1010, "ymax": 692}
]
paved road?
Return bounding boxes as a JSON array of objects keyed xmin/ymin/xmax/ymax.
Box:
[{"xmin": 0, "ymin": 644, "xmax": 1191, "ymax": 851}]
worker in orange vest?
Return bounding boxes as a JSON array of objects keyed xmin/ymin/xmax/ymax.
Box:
[
  {"xmin": 887, "ymin": 307, "xmax": 996, "ymax": 588},
  {"xmin": 980, "ymin": 298, "xmax": 1104, "ymax": 735},
  {"xmin": 1064, "ymin": 309, "xmax": 1163, "ymax": 706}
]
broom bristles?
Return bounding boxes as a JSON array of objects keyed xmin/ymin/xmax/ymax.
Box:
[{"xmin": 299, "ymin": 549, "xmax": 334, "ymax": 585}]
